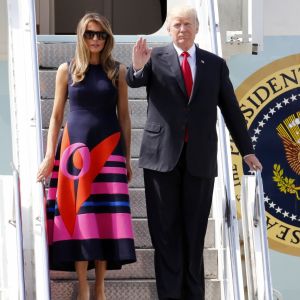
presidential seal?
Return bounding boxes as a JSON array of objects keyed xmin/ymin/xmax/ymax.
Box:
[{"xmin": 232, "ymin": 54, "xmax": 300, "ymax": 256}]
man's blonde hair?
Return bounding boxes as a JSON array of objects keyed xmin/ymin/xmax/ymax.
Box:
[{"xmin": 166, "ymin": 5, "xmax": 199, "ymax": 30}]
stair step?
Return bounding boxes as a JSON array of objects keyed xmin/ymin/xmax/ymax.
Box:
[
  {"xmin": 129, "ymin": 188, "xmax": 212, "ymax": 219},
  {"xmin": 129, "ymin": 159, "xmax": 143, "ymax": 188},
  {"xmin": 41, "ymin": 130, "xmax": 142, "ymax": 187},
  {"xmin": 133, "ymin": 218, "xmax": 215, "ymax": 249},
  {"xmin": 42, "ymin": 127, "xmax": 143, "ymax": 159},
  {"xmin": 129, "ymin": 100, "xmax": 147, "ymax": 129},
  {"xmin": 40, "ymin": 140, "xmax": 143, "ymax": 188},
  {"xmin": 44, "ymin": 186, "xmax": 213, "ymax": 219},
  {"xmin": 129, "ymin": 188, "xmax": 147, "ymax": 218},
  {"xmin": 41, "ymin": 99, "xmax": 147, "ymax": 130},
  {"xmin": 131, "ymin": 129, "xmax": 143, "ymax": 157},
  {"xmin": 50, "ymin": 248, "xmax": 218, "ymax": 280},
  {"xmin": 38, "ymin": 42, "xmax": 166, "ymax": 70},
  {"xmin": 39, "ymin": 70, "xmax": 146, "ymax": 100},
  {"xmin": 50, "ymin": 279, "xmax": 221, "ymax": 300}
]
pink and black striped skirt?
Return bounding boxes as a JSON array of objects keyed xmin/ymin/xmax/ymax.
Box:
[{"xmin": 46, "ymin": 130, "xmax": 136, "ymax": 271}]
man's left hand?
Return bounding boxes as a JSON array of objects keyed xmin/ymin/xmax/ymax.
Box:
[{"xmin": 243, "ymin": 154, "xmax": 263, "ymax": 171}]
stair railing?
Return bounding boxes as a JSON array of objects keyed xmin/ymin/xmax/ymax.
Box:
[
  {"xmin": 240, "ymin": 171, "xmax": 273, "ymax": 300},
  {"xmin": 206, "ymin": 0, "xmax": 246, "ymax": 298},
  {"xmin": 6, "ymin": 0, "xmax": 50, "ymax": 298},
  {"xmin": 216, "ymin": 111, "xmax": 246, "ymax": 300},
  {"xmin": 11, "ymin": 165, "xmax": 26, "ymax": 300},
  {"xmin": 203, "ymin": 2, "xmax": 274, "ymax": 300}
]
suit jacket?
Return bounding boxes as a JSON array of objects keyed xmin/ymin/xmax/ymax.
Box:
[{"xmin": 126, "ymin": 43, "xmax": 253, "ymax": 178}]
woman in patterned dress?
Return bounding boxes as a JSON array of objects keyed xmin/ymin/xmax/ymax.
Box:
[{"xmin": 37, "ymin": 13, "xmax": 136, "ymax": 300}]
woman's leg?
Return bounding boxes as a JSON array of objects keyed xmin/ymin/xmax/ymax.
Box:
[
  {"xmin": 75, "ymin": 261, "xmax": 89, "ymax": 300},
  {"xmin": 95, "ymin": 260, "xmax": 107, "ymax": 300}
]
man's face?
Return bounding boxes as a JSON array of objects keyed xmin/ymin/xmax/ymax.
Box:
[{"xmin": 168, "ymin": 13, "xmax": 198, "ymax": 51}]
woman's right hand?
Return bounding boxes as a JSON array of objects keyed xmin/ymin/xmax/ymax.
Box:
[
  {"xmin": 132, "ymin": 37, "xmax": 152, "ymax": 71},
  {"xmin": 37, "ymin": 156, "xmax": 55, "ymax": 182}
]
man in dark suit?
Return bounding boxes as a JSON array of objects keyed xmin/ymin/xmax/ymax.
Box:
[{"xmin": 126, "ymin": 5, "xmax": 262, "ymax": 300}]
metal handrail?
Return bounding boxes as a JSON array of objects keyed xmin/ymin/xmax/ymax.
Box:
[
  {"xmin": 7, "ymin": 0, "xmax": 51, "ymax": 298},
  {"xmin": 218, "ymin": 110, "xmax": 245, "ymax": 300},
  {"xmin": 28, "ymin": 0, "xmax": 51, "ymax": 297},
  {"xmin": 207, "ymin": 0, "xmax": 245, "ymax": 298},
  {"xmin": 255, "ymin": 171, "xmax": 273, "ymax": 300},
  {"xmin": 11, "ymin": 164, "xmax": 25, "ymax": 300},
  {"xmin": 241, "ymin": 171, "xmax": 273, "ymax": 300}
]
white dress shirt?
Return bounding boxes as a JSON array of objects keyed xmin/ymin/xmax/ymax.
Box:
[{"xmin": 173, "ymin": 43, "xmax": 196, "ymax": 81}]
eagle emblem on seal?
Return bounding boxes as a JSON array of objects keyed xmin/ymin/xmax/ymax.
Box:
[{"xmin": 273, "ymin": 112, "xmax": 300, "ymax": 200}]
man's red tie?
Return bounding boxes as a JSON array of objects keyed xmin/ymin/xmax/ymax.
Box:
[
  {"xmin": 180, "ymin": 52, "xmax": 193, "ymax": 142},
  {"xmin": 181, "ymin": 51, "xmax": 193, "ymax": 97}
]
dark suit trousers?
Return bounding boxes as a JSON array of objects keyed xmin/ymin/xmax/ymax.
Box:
[{"xmin": 143, "ymin": 146, "xmax": 215, "ymax": 300}]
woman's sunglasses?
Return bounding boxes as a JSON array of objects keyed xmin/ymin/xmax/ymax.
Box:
[{"xmin": 84, "ymin": 30, "xmax": 108, "ymax": 40}]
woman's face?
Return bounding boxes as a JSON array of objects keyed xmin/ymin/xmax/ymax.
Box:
[{"xmin": 84, "ymin": 21, "xmax": 107, "ymax": 54}]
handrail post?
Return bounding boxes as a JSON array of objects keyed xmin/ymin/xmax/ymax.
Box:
[
  {"xmin": 255, "ymin": 171, "xmax": 273, "ymax": 300},
  {"xmin": 11, "ymin": 164, "xmax": 26, "ymax": 300},
  {"xmin": 240, "ymin": 171, "xmax": 273, "ymax": 300},
  {"xmin": 28, "ymin": 0, "xmax": 51, "ymax": 297},
  {"xmin": 207, "ymin": 0, "xmax": 245, "ymax": 298},
  {"xmin": 6, "ymin": 0, "xmax": 51, "ymax": 298},
  {"xmin": 217, "ymin": 110, "xmax": 245, "ymax": 300}
]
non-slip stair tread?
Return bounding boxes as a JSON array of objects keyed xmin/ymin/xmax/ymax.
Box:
[
  {"xmin": 133, "ymin": 218, "xmax": 215, "ymax": 249},
  {"xmin": 39, "ymin": 70, "xmax": 147, "ymax": 99},
  {"xmin": 50, "ymin": 248, "xmax": 218, "ymax": 281},
  {"xmin": 42, "ymin": 128, "xmax": 143, "ymax": 160},
  {"xmin": 38, "ymin": 42, "xmax": 167, "ymax": 69},
  {"xmin": 40, "ymin": 99, "xmax": 147, "ymax": 130},
  {"xmin": 50, "ymin": 278, "xmax": 221, "ymax": 300}
]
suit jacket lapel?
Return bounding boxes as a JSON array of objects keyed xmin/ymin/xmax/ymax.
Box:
[
  {"xmin": 189, "ymin": 47, "xmax": 206, "ymax": 104},
  {"xmin": 164, "ymin": 44, "xmax": 187, "ymax": 98}
]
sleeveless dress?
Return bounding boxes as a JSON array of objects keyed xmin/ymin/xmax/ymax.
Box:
[{"xmin": 46, "ymin": 63, "xmax": 136, "ymax": 271}]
